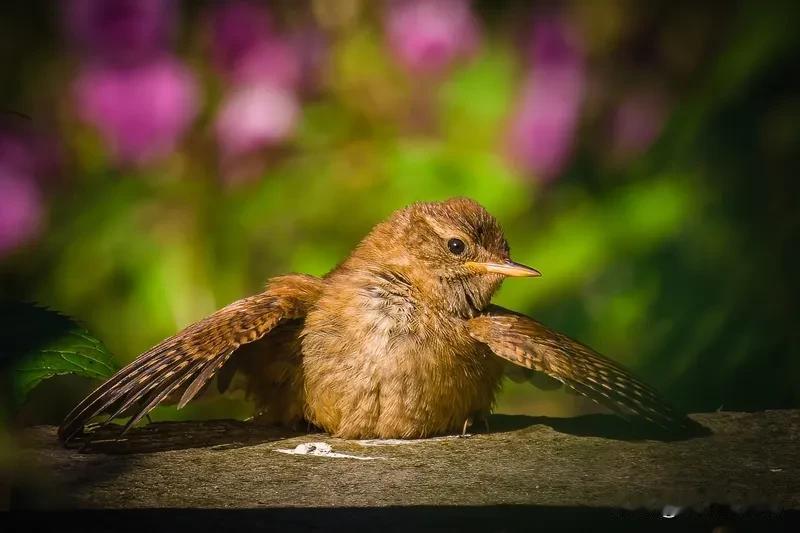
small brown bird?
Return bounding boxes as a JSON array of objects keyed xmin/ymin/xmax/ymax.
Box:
[{"xmin": 60, "ymin": 197, "xmax": 693, "ymax": 441}]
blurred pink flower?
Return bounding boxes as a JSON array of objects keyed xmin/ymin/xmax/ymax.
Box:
[
  {"xmin": 73, "ymin": 55, "xmax": 199, "ymax": 164},
  {"xmin": 0, "ymin": 127, "xmax": 41, "ymax": 180},
  {"xmin": 0, "ymin": 124, "xmax": 50, "ymax": 256},
  {"xmin": 289, "ymin": 26, "xmax": 329, "ymax": 94},
  {"xmin": 0, "ymin": 169, "xmax": 43, "ymax": 258},
  {"xmin": 611, "ymin": 89, "xmax": 669, "ymax": 160},
  {"xmin": 508, "ymin": 14, "xmax": 586, "ymax": 182},
  {"xmin": 0, "ymin": 123, "xmax": 61, "ymax": 185},
  {"xmin": 209, "ymin": 0, "xmax": 273, "ymax": 68},
  {"xmin": 215, "ymin": 84, "xmax": 299, "ymax": 159},
  {"xmin": 209, "ymin": 1, "xmax": 300, "ymax": 89},
  {"xmin": 232, "ymin": 38, "xmax": 301, "ymax": 89},
  {"xmin": 385, "ymin": 0, "xmax": 480, "ymax": 75},
  {"xmin": 64, "ymin": 0, "xmax": 176, "ymax": 65}
]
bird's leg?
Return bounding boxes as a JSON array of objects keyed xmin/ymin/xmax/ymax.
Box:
[
  {"xmin": 471, "ymin": 411, "xmax": 491, "ymax": 433},
  {"xmin": 461, "ymin": 417, "xmax": 473, "ymax": 437},
  {"xmin": 145, "ymin": 414, "xmax": 153, "ymax": 425},
  {"xmin": 460, "ymin": 413, "xmax": 490, "ymax": 437}
]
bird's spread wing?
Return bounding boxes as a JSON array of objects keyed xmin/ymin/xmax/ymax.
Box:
[
  {"xmin": 59, "ymin": 274, "xmax": 323, "ymax": 442},
  {"xmin": 468, "ymin": 305, "xmax": 694, "ymax": 431}
]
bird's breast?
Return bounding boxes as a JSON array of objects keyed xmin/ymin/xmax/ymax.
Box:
[{"xmin": 300, "ymin": 280, "xmax": 504, "ymax": 438}]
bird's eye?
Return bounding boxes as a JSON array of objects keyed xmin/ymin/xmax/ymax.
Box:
[{"xmin": 447, "ymin": 238, "xmax": 466, "ymax": 255}]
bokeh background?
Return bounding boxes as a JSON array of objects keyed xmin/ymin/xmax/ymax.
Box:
[{"xmin": 1, "ymin": 0, "xmax": 798, "ymax": 431}]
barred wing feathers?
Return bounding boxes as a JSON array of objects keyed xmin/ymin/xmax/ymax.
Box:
[
  {"xmin": 59, "ymin": 274, "xmax": 322, "ymax": 442},
  {"xmin": 468, "ymin": 306, "xmax": 695, "ymax": 431}
]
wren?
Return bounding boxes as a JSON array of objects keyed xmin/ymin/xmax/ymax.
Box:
[{"xmin": 60, "ymin": 198, "xmax": 694, "ymax": 441}]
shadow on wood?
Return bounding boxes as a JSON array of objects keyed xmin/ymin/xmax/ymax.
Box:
[
  {"xmin": 65, "ymin": 419, "xmax": 309, "ymax": 454},
  {"xmin": 488, "ymin": 413, "xmax": 711, "ymax": 441},
  {"xmin": 63, "ymin": 411, "xmax": 709, "ymax": 455}
]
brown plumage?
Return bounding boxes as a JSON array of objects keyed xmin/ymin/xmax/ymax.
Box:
[{"xmin": 59, "ymin": 197, "xmax": 694, "ymax": 442}]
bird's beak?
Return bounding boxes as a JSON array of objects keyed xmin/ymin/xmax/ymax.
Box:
[{"xmin": 465, "ymin": 260, "xmax": 541, "ymax": 278}]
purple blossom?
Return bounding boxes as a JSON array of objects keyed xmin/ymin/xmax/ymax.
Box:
[
  {"xmin": 0, "ymin": 123, "xmax": 61, "ymax": 185},
  {"xmin": 385, "ymin": 0, "xmax": 480, "ymax": 75},
  {"xmin": 209, "ymin": 0, "xmax": 273, "ymax": 69},
  {"xmin": 64, "ymin": 0, "xmax": 176, "ymax": 65},
  {"xmin": 0, "ymin": 125, "xmax": 50, "ymax": 256},
  {"xmin": 0, "ymin": 168, "xmax": 43, "ymax": 258},
  {"xmin": 209, "ymin": 1, "xmax": 300, "ymax": 89},
  {"xmin": 289, "ymin": 25, "xmax": 329, "ymax": 94},
  {"xmin": 215, "ymin": 84, "xmax": 299, "ymax": 160},
  {"xmin": 73, "ymin": 55, "xmax": 199, "ymax": 164},
  {"xmin": 230, "ymin": 38, "xmax": 301, "ymax": 89},
  {"xmin": 508, "ymin": 14, "xmax": 586, "ymax": 182},
  {"xmin": 0, "ymin": 126, "xmax": 42, "ymax": 180},
  {"xmin": 611, "ymin": 89, "xmax": 668, "ymax": 160}
]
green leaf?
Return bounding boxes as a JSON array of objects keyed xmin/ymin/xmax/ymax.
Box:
[{"xmin": 1, "ymin": 302, "xmax": 118, "ymax": 405}]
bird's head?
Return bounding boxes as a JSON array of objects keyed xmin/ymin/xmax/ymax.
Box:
[{"xmin": 353, "ymin": 197, "xmax": 540, "ymax": 317}]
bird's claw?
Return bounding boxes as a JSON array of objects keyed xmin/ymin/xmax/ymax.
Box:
[
  {"xmin": 460, "ymin": 415, "xmax": 490, "ymax": 437},
  {"xmin": 461, "ymin": 417, "xmax": 473, "ymax": 437}
]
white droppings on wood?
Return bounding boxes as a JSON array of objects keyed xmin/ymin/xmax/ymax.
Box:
[
  {"xmin": 274, "ymin": 442, "xmax": 385, "ymax": 460},
  {"xmin": 357, "ymin": 435, "xmax": 468, "ymax": 446}
]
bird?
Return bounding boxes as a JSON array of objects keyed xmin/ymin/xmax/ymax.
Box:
[{"xmin": 59, "ymin": 197, "xmax": 695, "ymax": 442}]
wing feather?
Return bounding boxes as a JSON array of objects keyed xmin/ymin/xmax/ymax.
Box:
[
  {"xmin": 59, "ymin": 274, "xmax": 323, "ymax": 442},
  {"xmin": 468, "ymin": 306, "xmax": 695, "ymax": 431}
]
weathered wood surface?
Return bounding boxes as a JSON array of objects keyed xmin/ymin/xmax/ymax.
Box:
[{"xmin": 12, "ymin": 410, "xmax": 800, "ymax": 511}]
